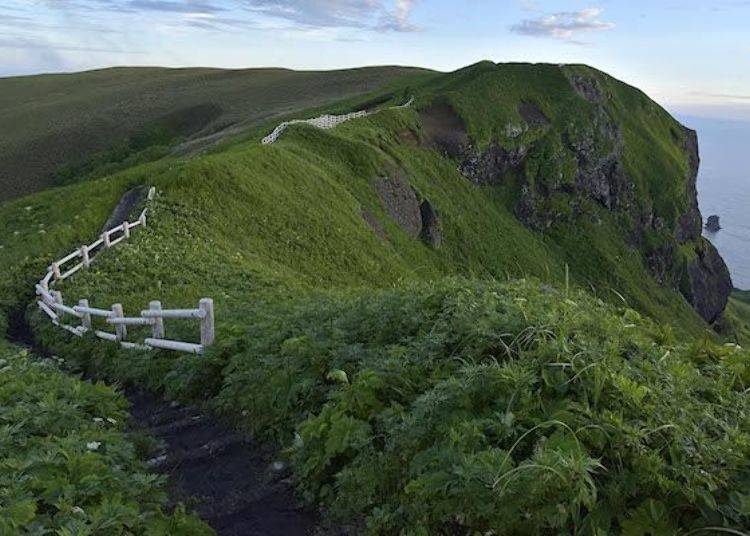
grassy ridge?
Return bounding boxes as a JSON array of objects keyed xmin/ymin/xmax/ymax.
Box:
[{"xmin": 0, "ymin": 65, "xmax": 434, "ymax": 201}]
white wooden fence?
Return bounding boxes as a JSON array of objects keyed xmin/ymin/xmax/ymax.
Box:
[
  {"xmin": 261, "ymin": 97, "xmax": 414, "ymax": 145},
  {"xmin": 34, "ymin": 187, "xmax": 215, "ymax": 354}
]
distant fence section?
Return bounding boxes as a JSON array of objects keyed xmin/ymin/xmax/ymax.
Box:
[
  {"xmin": 261, "ymin": 97, "xmax": 414, "ymax": 145},
  {"xmin": 34, "ymin": 187, "xmax": 215, "ymax": 354}
]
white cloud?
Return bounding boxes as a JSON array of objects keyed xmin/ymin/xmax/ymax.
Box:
[
  {"xmin": 511, "ymin": 7, "xmax": 614, "ymax": 43},
  {"xmin": 246, "ymin": 0, "xmax": 419, "ymax": 32}
]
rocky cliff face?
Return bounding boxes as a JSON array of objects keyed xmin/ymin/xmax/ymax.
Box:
[
  {"xmin": 678, "ymin": 128, "xmax": 732, "ymax": 323},
  {"xmin": 418, "ymin": 70, "xmax": 732, "ymax": 324}
]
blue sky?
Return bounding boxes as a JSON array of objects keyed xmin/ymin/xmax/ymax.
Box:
[{"xmin": 2, "ymin": 1, "xmax": 749, "ymax": 119}]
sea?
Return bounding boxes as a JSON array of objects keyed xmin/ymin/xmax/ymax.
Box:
[{"xmin": 677, "ymin": 115, "xmax": 750, "ymax": 291}]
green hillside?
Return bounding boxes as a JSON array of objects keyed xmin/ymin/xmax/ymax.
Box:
[
  {"xmin": 2, "ymin": 61, "xmax": 749, "ymax": 534},
  {"xmin": 0, "ymin": 65, "xmax": 433, "ymax": 201}
]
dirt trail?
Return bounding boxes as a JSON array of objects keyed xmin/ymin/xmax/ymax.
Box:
[
  {"xmin": 7, "ymin": 187, "xmax": 321, "ymax": 535},
  {"xmin": 128, "ymin": 389, "xmax": 318, "ymax": 535}
]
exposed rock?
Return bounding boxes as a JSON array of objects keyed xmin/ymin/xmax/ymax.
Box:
[
  {"xmin": 705, "ymin": 215, "xmax": 721, "ymax": 233},
  {"xmin": 101, "ymin": 186, "xmax": 146, "ymax": 233},
  {"xmin": 687, "ymin": 241, "xmax": 732, "ymax": 324},
  {"xmin": 505, "ymin": 123, "xmax": 526, "ymax": 138},
  {"xmin": 419, "ymin": 102, "xmax": 470, "ymax": 158},
  {"xmin": 675, "ymin": 128, "xmax": 703, "ymax": 243},
  {"xmin": 397, "ymin": 128, "xmax": 420, "ymax": 146},
  {"xmin": 576, "ymin": 156, "xmax": 629, "ymax": 210},
  {"xmin": 374, "ymin": 172, "xmax": 422, "ymax": 238},
  {"xmin": 459, "ymin": 143, "xmax": 528, "ymax": 186},
  {"xmin": 646, "ymin": 244, "xmax": 676, "ymax": 286},
  {"xmin": 517, "ymin": 101, "xmax": 550, "ymax": 128},
  {"xmin": 361, "ymin": 209, "xmax": 387, "ymax": 240},
  {"xmin": 569, "ymin": 75, "xmax": 605, "ymax": 104},
  {"xmin": 374, "ymin": 170, "xmax": 442, "ymax": 247},
  {"xmin": 419, "ymin": 199, "xmax": 442, "ymax": 247}
]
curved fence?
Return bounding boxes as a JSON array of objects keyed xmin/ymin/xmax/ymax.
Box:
[
  {"xmin": 261, "ymin": 97, "xmax": 414, "ymax": 145},
  {"xmin": 34, "ymin": 187, "xmax": 215, "ymax": 354}
]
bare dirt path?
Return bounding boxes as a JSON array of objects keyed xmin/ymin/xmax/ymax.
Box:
[
  {"xmin": 7, "ymin": 187, "xmax": 321, "ymax": 535},
  {"xmin": 128, "ymin": 389, "xmax": 318, "ymax": 535}
]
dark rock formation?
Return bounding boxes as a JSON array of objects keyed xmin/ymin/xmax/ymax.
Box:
[
  {"xmin": 705, "ymin": 215, "xmax": 721, "ymax": 233},
  {"xmin": 415, "ymin": 87, "xmax": 733, "ymax": 324},
  {"xmin": 675, "ymin": 128, "xmax": 703, "ymax": 243},
  {"xmin": 374, "ymin": 169, "xmax": 442, "ymax": 247},
  {"xmin": 419, "ymin": 199, "xmax": 442, "ymax": 247},
  {"xmin": 569, "ymin": 75, "xmax": 605, "ymax": 104},
  {"xmin": 518, "ymin": 101, "xmax": 550, "ymax": 128},
  {"xmin": 459, "ymin": 143, "xmax": 528, "ymax": 186},
  {"xmin": 374, "ymin": 172, "xmax": 422, "ymax": 238},
  {"xmin": 419, "ymin": 102, "xmax": 470, "ymax": 158},
  {"xmin": 687, "ymin": 241, "xmax": 733, "ymax": 323},
  {"xmin": 361, "ymin": 209, "xmax": 387, "ymax": 240},
  {"xmin": 673, "ymin": 127, "xmax": 731, "ymax": 322}
]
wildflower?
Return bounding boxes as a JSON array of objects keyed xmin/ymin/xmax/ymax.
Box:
[{"xmin": 86, "ymin": 441, "xmax": 101, "ymax": 451}]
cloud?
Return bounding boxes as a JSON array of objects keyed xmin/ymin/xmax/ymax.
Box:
[
  {"xmin": 510, "ymin": 7, "xmax": 614, "ymax": 43},
  {"xmin": 0, "ymin": 36, "xmax": 146, "ymax": 54},
  {"xmin": 690, "ymin": 91, "xmax": 750, "ymax": 101},
  {"xmin": 128, "ymin": 0, "xmax": 226, "ymax": 14},
  {"xmin": 245, "ymin": 0, "xmax": 419, "ymax": 32}
]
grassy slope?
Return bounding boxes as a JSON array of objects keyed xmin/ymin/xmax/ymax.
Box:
[
  {"xmin": 0, "ymin": 65, "xmax": 433, "ymax": 201},
  {"xmin": 2, "ymin": 61, "xmax": 749, "ymax": 533}
]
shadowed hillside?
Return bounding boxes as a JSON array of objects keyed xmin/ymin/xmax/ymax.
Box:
[{"xmin": 0, "ymin": 65, "xmax": 434, "ymax": 201}]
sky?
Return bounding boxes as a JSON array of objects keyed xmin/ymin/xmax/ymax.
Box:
[{"xmin": 1, "ymin": 1, "xmax": 749, "ymax": 120}]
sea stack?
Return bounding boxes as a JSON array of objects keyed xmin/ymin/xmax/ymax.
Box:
[{"xmin": 705, "ymin": 215, "xmax": 722, "ymax": 232}]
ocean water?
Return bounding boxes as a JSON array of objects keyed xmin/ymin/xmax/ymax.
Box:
[{"xmin": 677, "ymin": 115, "xmax": 750, "ymax": 290}]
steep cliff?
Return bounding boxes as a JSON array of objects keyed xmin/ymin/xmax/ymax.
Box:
[{"xmin": 416, "ymin": 62, "xmax": 732, "ymax": 323}]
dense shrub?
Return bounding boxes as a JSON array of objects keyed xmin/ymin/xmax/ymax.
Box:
[
  {"xmin": 204, "ymin": 279, "xmax": 750, "ymax": 534},
  {"xmin": 0, "ymin": 344, "xmax": 211, "ymax": 535}
]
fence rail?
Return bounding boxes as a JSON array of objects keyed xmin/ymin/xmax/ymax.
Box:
[
  {"xmin": 261, "ymin": 97, "xmax": 414, "ymax": 145},
  {"xmin": 34, "ymin": 186, "xmax": 215, "ymax": 354}
]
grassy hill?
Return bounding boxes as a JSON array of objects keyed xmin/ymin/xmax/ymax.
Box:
[
  {"xmin": 0, "ymin": 65, "xmax": 433, "ymax": 201},
  {"xmin": 2, "ymin": 61, "xmax": 750, "ymax": 533}
]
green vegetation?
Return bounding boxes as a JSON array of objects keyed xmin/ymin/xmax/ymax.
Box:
[
  {"xmin": 0, "ymin": 339, "xmax": 211, "ymax": 534},
  {"xmin": 0, "ymin": 65, "xmax": 434, "ymax": 201},
  {"xmin": 1, "ymin": 61, "xmax": 749, "ymax": 534}
]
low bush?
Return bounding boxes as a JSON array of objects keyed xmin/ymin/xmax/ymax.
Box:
[
  {"xmin": 0, "ymin": 343, "xmax": 211, "ymax": 535},
  {"xmin": 194, "ymin": 279, "xmax": 750, "ymax": 534}
]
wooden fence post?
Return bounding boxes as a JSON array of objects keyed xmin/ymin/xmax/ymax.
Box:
[
  {"xmin": 79, "ymin": 299, "xmax": 92, "ymax": 330},
  {"xmin": 80, "ymin": 245, "xmax": 90, "ymax": 267},
  {"xmin": 123, "ymin": 221, "xmax": 130, "ymax": 239},
  {"xmin": 147, "ymin": 187, "xmax": 156, "ymax": 200},
  {"xmin": 103, "ymin": 231, "xmax": 111, "ymax": 248},
  {"xmin": 199, "ymin": 298, "xmax": 214, "ymax": 347},
  {"xmin": 51, "ymin": 262, "xmax": 61, "ymax": 281},
  {"xmin": 139, "ymin": 210, "xmax": 147, "ymax": 227},
  {"xmin": 111, "ymin": 303, "xmax": 126, "ymax": 341},
  {"xmin": 149, "ymin": 300, "xmax": 165, "ymax": 339}
]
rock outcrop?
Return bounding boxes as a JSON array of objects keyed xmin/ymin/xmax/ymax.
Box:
[
  {"xmin": 374, "ymin": 169, "xmax": 442, "ymax": 247},
  {"xmin": 374, "ymin": 172, "xmax": 422, "ymax": 238},
  {"xmin": 705, "ymin": 215, "xmax": 721, "ymax": 233},
  {"xmin": 687, "ymin": 242, "xmax": 733, "ymax": 324},
  {"xmin": 417, "ymin": 75, "xmax": 732, "ymax": 324}
]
